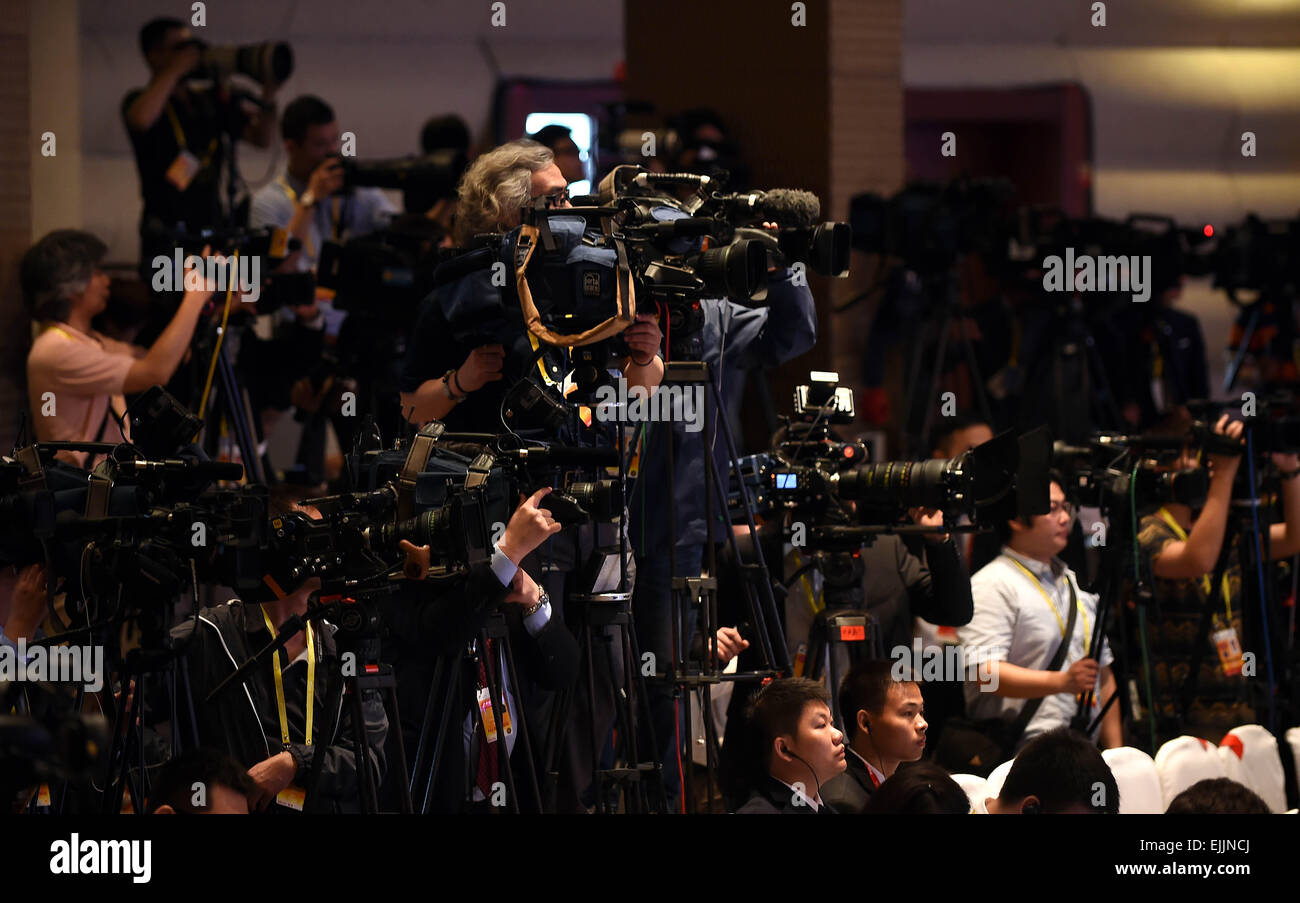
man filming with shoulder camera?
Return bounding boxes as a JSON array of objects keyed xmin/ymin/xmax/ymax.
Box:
[{"xmin": 123, "ymin": 17, "xmax": 282, "ymax": 275}]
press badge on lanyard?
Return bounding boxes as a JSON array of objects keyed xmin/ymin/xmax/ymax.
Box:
[
  {"xmin": 477, "ymin": 687, "xmax": 513, "ymax": 743},
  {"xmin": 165, "ymin": 149, "xmax": 202, "ymax": 191}
]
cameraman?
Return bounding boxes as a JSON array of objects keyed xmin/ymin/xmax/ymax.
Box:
[
  {"xmin": 398, "ymin": 138, "xmax": 664, "ymax": 430},
  {"xmin": 164, "ymin": 500, "xmax": 387, "ymax": 813},
  {"xmin": 1136, "ymin": 414, "xmax": 1300, "ymax": 738},
  {"xmin": 629, "ymin": 226, "xmax": 817, "ymax": 806},
  {"xmin": 249, "ymin": 95, "xmax": 397, "ymax": 281},
  {"xmin": 383, "ymin": 488, "xmax": 577, "ymax": 812},
  {"xmin": 22, "ymin": 230, "xmax": 214, "ymax": 468},
  {"xmin": 247, "ymin": 95, "xmax": 399, "ymax": 464},
  {"xmin": 122, "ymin": 18, "xmax": 278, "ymax": 273}
]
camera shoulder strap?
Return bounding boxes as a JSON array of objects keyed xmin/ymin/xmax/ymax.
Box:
[
  {"xmin": 512, "ymin": 222, "xmax": 636, "ymax": 348},
  {"xmin": 396, "ymin": 421, "xmax": 445, "ymax": 521},
  {"xmin": 1007, "ymin": 566, "xmax": 1080, "ymax": 744}
]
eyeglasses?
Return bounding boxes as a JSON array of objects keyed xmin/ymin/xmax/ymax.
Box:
[
  {"xmin": 537, "ymin": 188, "xmax": 570, "ymax": 209},
  {"xmin": 1048, "ymin": 500, "xmax": 1076, "ymax": 519}
]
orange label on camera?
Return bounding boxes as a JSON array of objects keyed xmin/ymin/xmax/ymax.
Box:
[{"xmin": 840, "ymin": 625, "xmax": 866, "ymax": 642}]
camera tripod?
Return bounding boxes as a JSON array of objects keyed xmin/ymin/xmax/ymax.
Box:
[
  {"xmin": 409, "ymin": 609, "xmax": 543, "ymax": 813},
  {"xmin": 653, "ymin": 360, "xmax": 790, "ymax": 813}
]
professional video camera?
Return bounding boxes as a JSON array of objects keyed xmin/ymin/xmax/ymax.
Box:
[
  {"xmin": 434, "ymin": 164, "xmax": 849, "ymax": 364},
  {"xmin": 731, "ymin": 372, "xmax": 1049, "ymax": 528}
]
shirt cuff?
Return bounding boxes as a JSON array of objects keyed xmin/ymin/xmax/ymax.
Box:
[
  {"xmin": 490, "ymin": 543, "xmax": 519, "ymax": 587},
  {"xmin": 522, "ymin": 599, "xmax": 552, "ymax": 636}
]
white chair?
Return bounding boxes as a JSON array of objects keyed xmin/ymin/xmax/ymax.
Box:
[
  {"xmin": 949, "ymin": 773, "xmax": 990, "ymax": 813},
  {"xmin": 1154, "ymin": 735, "xmax": 1226, "ymax": 809},
  {"xmin": 1102, "ymin": 746, "xmax": 1163, "ymax": 814},
  {"xmin": 984, "ymin": 758, "xmax": 1015, "ymax": 803},
  {"xmin": 1218, "ymin": 725, "xmax": 1286, "ymax": 813}
]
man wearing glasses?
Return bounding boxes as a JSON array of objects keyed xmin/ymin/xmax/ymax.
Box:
[{"xmin": 958, "ymin": 474, "xmax": 1123, "ymax": 752}]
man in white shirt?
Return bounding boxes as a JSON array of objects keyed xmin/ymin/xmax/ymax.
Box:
[{"xmin": 959, "ymin": 476, "xmax": 1123, "ymax": 752}]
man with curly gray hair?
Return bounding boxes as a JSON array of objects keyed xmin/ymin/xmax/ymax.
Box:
[{"xmin": 452, "ymin": 138, "xmax": 566, "ymax": 248}]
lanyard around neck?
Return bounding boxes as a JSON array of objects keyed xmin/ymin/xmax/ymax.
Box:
[
  {"xmin": 1006, "ymin": 555, "xmax": 1090, "ymax": 654},
  {"xmin": 259, "ymin": 606, "xmax": 315, "ymax": 748},
  {"xmin": 165, "ymin": 102, "xmax": 218, "ymax": 168},
  {"xmin": 277, "ymin": 176, "xmax": 342, "ymax": 255},
  {"xmin": 1156, "ymin": 506, "xmax": 1233, "ymax": 620}
]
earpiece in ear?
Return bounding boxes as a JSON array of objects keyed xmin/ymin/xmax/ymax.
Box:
[
  {"xmin": 865, "ymin": 721, "xmax": 873, "ymax": 735},
  {"xmin": 1023, "ymin": 801, "xmax": 1041, "ymax": 815}
]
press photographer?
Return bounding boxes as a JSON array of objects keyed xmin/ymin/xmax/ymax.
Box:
[
  {"xmin": 21, "ymin": 230, "xmax": 215, "ymax": 468},
  {"xmin": 123, "ymin": 17, "xmax": 287, "ymax": 274},
  {"xmin": 398, "ymin": 138, "xmax": 664, "ymax": 431},
  {"xmin": 160, "ymin": 497, "xmax": 389, "ymax": 814}
]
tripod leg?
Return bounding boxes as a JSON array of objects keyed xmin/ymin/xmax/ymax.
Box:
[
  {"xmin": 500, "ymin": 636, "xmax": 544, "ymax": 813},
  {"xmin": 479, "ymin": 639, "xmax": 520, "ymax": 813},
  {"xmin": 304, "ymin": 662, "xmax": 343, "ymax": 814},
  {"xmin": 409, "ymin": 654, "xmax": 447, "ymax": 804},
  {"xmin": 424, "ymin": 655, "xmax": 462, "ymax": 814}
]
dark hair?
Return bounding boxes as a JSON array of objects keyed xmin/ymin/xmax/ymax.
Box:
[
  {"xmin": 997, "ymin": 728, "xmax": 1119, "ymax": 814},
  {"xmin": 1166, "ymin": 778, "xmax": 1271, "ymax": 815},
  {"xmin": 20, "ymin": 229, "xmax": 108, "ymax": 323},
  {"xmin": 995, "ymin": 469, "xmax": 1066, "ymax": 545},
  {"xmin": 528, "ymin": 124, "xmax": 574, "ymax": 150},
  {"xmin": 139, "ymin": 17, "xmax": 186, "ymax": 57},
  {"xmin": 839, "ymin": 659, "xmax": 914, "ymax": 742},
  {"xmin": 747, "ymin": 678, "xmax": 831, "ymax": 771},
  {"xmin": 281, "ymin": 95, "xmax": 335, "ymax": 144},
  {"xmin": 421, "ymin": 114, "xmax": 471, "ymax": 155},
  {"xmin": 930, "ymin": 413, "xmax": 992, "ymax": 457},
  {"xmin": 146, "ymin": 748, "xmax": 257, "ymax": 813},
  {"xmin": 863, "ymin": 762, "xmax": 971, "ymax": 814}
]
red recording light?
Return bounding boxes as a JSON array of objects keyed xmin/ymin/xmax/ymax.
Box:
[{"xmin": 1203, "ymin": 224, "xmax": 1214, "ymax": 238}]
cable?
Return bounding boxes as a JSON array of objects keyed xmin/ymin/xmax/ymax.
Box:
[
  {"xmin": 196, "ymin": 252, "xmax": 238, "ymax": 429},
  {"xmin": 1132, "ymin": 461, "xmax": 1158, "ymax": 754},
  {"xmin": 1246, "ymin": 430, "xmax": 1277, "ymax": 733}
]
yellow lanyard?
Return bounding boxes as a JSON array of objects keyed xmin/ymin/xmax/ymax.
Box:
[
  {"xmin": 277, "ymin": 176, "xmax": 341, "ymax": 259},
  {"xmin": 259, "ymin": 607, "xmax": 315, "ymax": 748},
  {"xmin": 1006, "ymin": 556, "xmax": 1090, "ymax": 654},
  {"xmin": 1156, "ymin": 507, "xmax": 1233, "ymax": 621},
  {"xmin": 165, "ymin": 102, "xmax": 218, "ymax": 169}
]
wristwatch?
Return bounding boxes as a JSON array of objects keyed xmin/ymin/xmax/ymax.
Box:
[
  {"xmin": 299, "ymin": 189, "xmax": 318, "ymax": 209},
  {"xmin": 521, "ymin": 591, "xmax": 549, "ymax": 618}
]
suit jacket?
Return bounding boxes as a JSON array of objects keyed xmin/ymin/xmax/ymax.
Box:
[
  {"xmin": 820, "ymin": 750, "xmax": 877, "ymax": 814},
  {"xmin": 380, "ymin": 560, "xmax": 579, "ymax": 812},
  {"xmin": 735, "ymin": 776, "xmax": 836, "ymax": 814}
]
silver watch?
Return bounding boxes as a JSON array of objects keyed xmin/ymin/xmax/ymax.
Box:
[{"xmin": 521, "ymin": 591, "xmax": 549, "ymax": 618}]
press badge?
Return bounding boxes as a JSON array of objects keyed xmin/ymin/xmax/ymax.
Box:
[
  {"xmin": 165, "ymin": 149, "xmax": 202, "ymax": 191},
  {"xmin": 1213, "ymin": 625, "xmax": 1245, "ymax": 677},
  {"xmin": 276, "ymin": 785, "xmax": 306, "ymax": 811},
  {"xmin": 477, "ymin": 687, "xmax": 513, "ymax": 743}
]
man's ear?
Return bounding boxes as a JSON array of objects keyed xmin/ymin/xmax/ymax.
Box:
[
  {"xmin": 857, "ymin": 710, "xmax": 871, "ymax": 737},
  {"xmin": 774, "ymin": 734, "xmax": 795, "ymax": 762},
  {"xmin": 1020, "ymin": 795, "xmax": 1041, "ymax": 814},
  {"xmin": 153, "ymin": 804, "xmax": 176, "ymax": 815}
]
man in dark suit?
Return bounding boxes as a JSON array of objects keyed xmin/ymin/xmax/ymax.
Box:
[
  {"xmin": 734, "ymin": 678, "xmax": 845, "ymax": 814},
  {"xmin": 381, "ymin": 489, "xmax": 579, "ymax": 812},
  {"xmin": 822, "ymin": 660, "xmax": 927, "ymax": 814}
]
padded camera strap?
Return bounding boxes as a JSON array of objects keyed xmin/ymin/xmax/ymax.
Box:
[
  {"xmin": 396, "ymin": 422, "xmax": 445, "ymax": 521},
  {"xmin": 1007, "ymin": 572, "xmax": 1080, "ymax": 744},
  {"xmin": 513, "ymin": 220, "xmax": 636, "ymax": 348}
]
